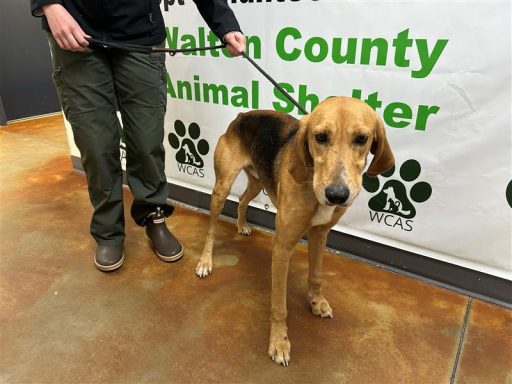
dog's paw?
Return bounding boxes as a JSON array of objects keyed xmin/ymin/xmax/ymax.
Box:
[
  {"xmin": 237, "ymin": 223, "xmax": 252, "ymax": 236},
  {"xmin": 195, "ymin": 260, "xmax": 212, "ymax": 278},
  {"xmin": 310, "ymin": 298, "xmax": 334, "ymax": 318},
  {"xmin": 268, "ymin": 338, "xmax": 291, "ymax": 366}
]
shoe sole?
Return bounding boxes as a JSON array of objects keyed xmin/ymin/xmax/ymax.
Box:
[
  {"xmin": 94, "ymin": 253, "xmax": 125, "ymax": 272},
  {"xmin": 150, "ymin": 242, "xmax": 184, "ymax": 263}
]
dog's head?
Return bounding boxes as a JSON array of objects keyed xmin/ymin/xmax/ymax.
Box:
[{"xmin": 289, "ymin": 96, "xmax": 394, "ymax": 207}]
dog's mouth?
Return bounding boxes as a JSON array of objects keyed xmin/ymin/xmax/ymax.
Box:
[
  {"xmin": 323, "ymin": 198, "xmax": 352, "ymax": 208},
  {"xmin": 326, "ymin": 201, "xmax": 351, "ymax": 208}
]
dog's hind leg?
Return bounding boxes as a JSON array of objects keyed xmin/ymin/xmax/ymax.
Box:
[
  {"xmin": 237, "ymin": 171, "xmax": 263, "ymax": 236},
  {"xmin": 196, "ymin": 135, "xmax": 245, "ymax": 278}
]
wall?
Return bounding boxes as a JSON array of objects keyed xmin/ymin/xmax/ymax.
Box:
[{"xmin": 0, "ymin": 0, "xmax": 61, "ymax": 122}]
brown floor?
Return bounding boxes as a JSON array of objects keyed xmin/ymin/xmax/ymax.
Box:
[{"xmin": 0, "ymin": 115, "xmax": 510, "ymax": 384}]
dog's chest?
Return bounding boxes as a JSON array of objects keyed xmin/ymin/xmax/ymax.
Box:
[{"xmin": 310, "ymin": 205, "xmax": 336, "ymax": 227}]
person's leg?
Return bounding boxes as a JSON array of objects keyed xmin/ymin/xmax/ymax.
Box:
[
  {"xmin": 48, "ymin": 34, "xmax": 125, "ymax": 270},
  {"xmin": 111, "ymin": 47, "xmax": 170, "ymax": 223},
  {"xmin": 111, "ymin": 46, "xmax": 182, "ymax": 261}
]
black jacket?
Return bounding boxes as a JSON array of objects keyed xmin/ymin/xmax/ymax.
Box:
[{"xmin": 31, "ymin": 0, "xmax": 242, "ymax": 46}]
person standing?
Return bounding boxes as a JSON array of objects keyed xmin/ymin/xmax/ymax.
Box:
[{"xmin": 30, "ymin": 0, "xmax": 246, "ymax": 271}]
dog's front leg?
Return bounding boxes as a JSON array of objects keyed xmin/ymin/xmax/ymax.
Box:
[
  {"xmin": 268, "ymin": 216, "xmax": 307, "ymax": 366},
  {"xmin": 268, "ymin": 238, "xmax": 292, "ymax": 366},
  {"xmin": 307, "ymin": 226, "xmax": 333, "ymax": 318}
]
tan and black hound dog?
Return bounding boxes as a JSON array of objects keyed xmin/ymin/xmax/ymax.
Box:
[{"xmin": 196, "ymin": 96, "xmax": 394, "ymax": 366}]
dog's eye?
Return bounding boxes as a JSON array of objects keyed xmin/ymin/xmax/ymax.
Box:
[
  {"xmin": 354, "ymin": 134, "xmax": 368, "ymax": 145},
  {"xmin": 315, "ymin": 133, "xmax": 328, "ymax": 143}
]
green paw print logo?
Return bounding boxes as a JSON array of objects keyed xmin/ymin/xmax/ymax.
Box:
[
  {"xmin": 363, "ymin": 159, "xmax": 432, "ymax": 219},
  {"xmin": 168, "ymin": 120, "xmax": 209, "ymax": 168}
]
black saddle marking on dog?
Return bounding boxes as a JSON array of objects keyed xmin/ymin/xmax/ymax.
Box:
[{"xmin": 236, "ymin": 111, "xmax": 299, "ymax": 194}]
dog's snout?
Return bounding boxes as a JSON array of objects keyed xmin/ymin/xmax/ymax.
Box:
[{"xmin": 325, "ymin": 184, "xmax": 350, "ymax": 205}]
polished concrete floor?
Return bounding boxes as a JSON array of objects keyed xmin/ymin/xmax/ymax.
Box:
[{"xmin": 0, "ymin": 115, "xmax": 511, "ymax": 383}]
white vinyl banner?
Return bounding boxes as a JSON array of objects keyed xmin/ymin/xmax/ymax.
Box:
[{"xmin": 66, "ymin": 0, "xmax": 512, "ymax": 279}]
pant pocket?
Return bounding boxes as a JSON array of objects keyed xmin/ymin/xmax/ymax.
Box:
[{"xmin": 51, "ymin": 65, "xmax": 75, "ymax": 120}]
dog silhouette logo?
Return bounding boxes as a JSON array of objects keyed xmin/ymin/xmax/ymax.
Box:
[
  {"xmin": 381, "ymin": 185, "xmax": 412, "ymax": 216},
  {"xmin": 168, "ymin": 120, "xmax": 210, "ymax": 169},
  {"xmin": 363, "ymin": 159, "xmax": 432, "ymax": 219}
]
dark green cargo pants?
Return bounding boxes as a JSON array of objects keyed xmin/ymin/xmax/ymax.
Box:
[{"xmin": 48, "ymin": 34, "xmax": 173, "ymax": 246}]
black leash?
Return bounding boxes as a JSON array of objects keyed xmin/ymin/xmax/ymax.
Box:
[
  {"xmin": 240, "ymin": 52, "xmax": 308, "ymax": 115},
  {"xmin": 86, "ymin": 37, "xmax": 308, "ymax": 115},
  {"xmin": 87, "ymin": 37, "xmax": 226, "ymax": 56}
]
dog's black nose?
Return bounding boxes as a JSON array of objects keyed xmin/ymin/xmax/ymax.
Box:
[{"xmin": 325, "ymin": 184, "xmax": 350, "ymax": 205}]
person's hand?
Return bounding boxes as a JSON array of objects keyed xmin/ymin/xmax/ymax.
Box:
[
  {"xmin": 223, "ymin": 31, "xmax": 246, "ymax": 57},
  {"xmin": 43, "ymin": 4, "xmax": 89, "ymax": 52}
]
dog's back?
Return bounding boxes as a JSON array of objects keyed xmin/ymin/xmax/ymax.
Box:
[{"xmin": 226, "ymin": 110, "xmax": 299, "ymax": 194}]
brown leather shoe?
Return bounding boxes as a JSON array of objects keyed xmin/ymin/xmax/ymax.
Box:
[
  {"xmin": 145, "ymin": 207, "xmax": 183, "ymax": 262},
  {"xmin": 94, "ymin": 245, "xmax": 124, "ymax": 272}
]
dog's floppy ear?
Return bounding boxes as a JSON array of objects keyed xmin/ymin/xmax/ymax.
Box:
[
  {"xmin": 367, "ymin": 115, "xmax": 394, "ymax": 177},
  {"xmin": 288, "ymin": 115, "xmax": 313, "ymax": 183}
]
